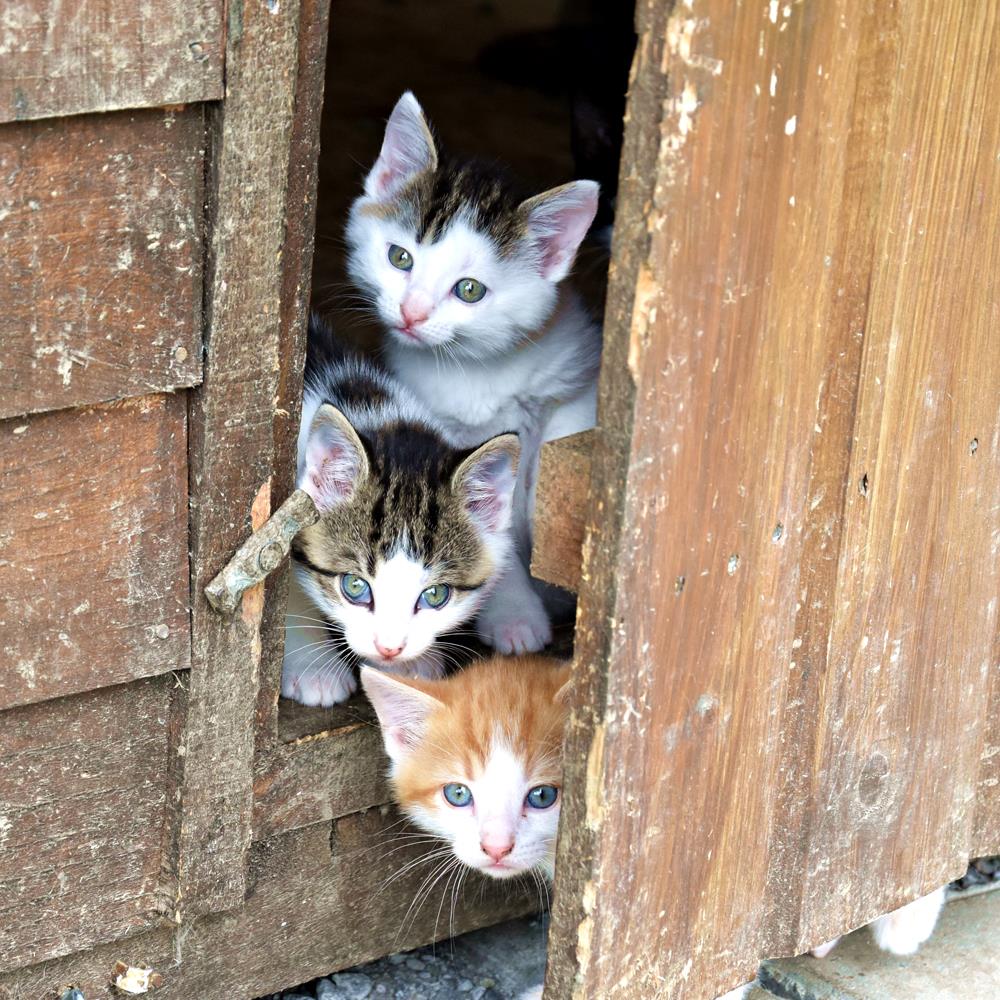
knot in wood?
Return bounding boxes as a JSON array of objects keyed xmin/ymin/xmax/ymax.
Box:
[
  {"xmin": 858, "ymin": 752, "xmax": 890, "ymax": 806},
  {"xmin": 257, "ymin": 540, "xmax": 284, "ymax": 574}
]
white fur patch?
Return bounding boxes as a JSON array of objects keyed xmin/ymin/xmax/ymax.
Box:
[
  {"xmin": 408, "ymin": 740, "xmax": 560, "ymax": 879},
  {"xmin": 869, "ymin": 887, "xmax": 946, "ymax": 955}
]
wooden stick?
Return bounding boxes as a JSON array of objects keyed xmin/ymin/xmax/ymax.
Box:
[{"xmin": 204, "ymin": 488, "xmax": 318, "ymax": 615}]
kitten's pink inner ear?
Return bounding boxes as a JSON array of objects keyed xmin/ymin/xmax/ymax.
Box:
[
  {"xmin": 554, "ymin": 671, "xmax": 573, "ymax": 705},
  {"xmin": 302, "ymin": 404, "xmax": 368, "ymax": 513},
  {"xmin": 522, "ymin": 180, "xmax": 600, "ymax": 282},
  {"xmin": 365, "ymin": 91, "xmax": 438, "ymax": 200},
  {"xmin": 453, "ymin": 434, "xmax": 520, "ymax": 535},
  {"xmin": 361, "ymin": 667, "xmax": 444, "ymax": 763}
]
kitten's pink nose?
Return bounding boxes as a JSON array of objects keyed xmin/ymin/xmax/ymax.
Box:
[
  {"xmin": 400, "ymin": 295, "xmax": 431, "ymax": 327},
  {"xmin": 480, "ymin": 837, "xmax": 515, "ymax": 864},
  {"xmin": 374, "ymin": 638, "xmax": 405, "ymax": 660}
]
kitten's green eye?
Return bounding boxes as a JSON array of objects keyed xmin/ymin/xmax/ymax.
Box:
[
  {"xmin": 417, "ymin": 584, "xmax": 451, "ymax": 610},
  {"xmin": 443, "ymin": 783, "xmax": 473, "ymax": 807},
  {"xmin": 525, "ymin": 785, "xmax": 558, "ymax": 810},
  {"xmin": 453, "ymin": 278, "xmax": 487, "ymax": 303},
  {"xmin": 340, "ymin": 573, "xmax": 372, "ymax": 606},
  {"xmin": 388, "ymin": 244, "xmax": 413, "ymax": 271}
]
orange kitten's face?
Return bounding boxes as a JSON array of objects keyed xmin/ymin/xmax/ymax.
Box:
[{"xmin": 362, "ymin": 656, "xmax": 570, "ymax": 879}]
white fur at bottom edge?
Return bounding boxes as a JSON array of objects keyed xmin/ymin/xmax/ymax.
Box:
[
  {"xmin": 869, "ymin": 885, "xmax": 946, "ymax": 955},
  {"xmin": 714, "ymin": 983, "xmax": 756, "ymax": 1000},
  {"xmin": 811, "ymin": 885, "xmax": 947, "ymax": 959}
]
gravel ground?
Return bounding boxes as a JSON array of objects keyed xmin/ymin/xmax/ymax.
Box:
[{"xmin": 259, "ymin": 914, "xmax": 547, "ymax": 1000}]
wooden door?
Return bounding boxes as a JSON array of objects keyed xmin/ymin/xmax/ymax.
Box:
[
  {"xmin": 1, "ymin": 3, "xmax": 534, "ymax": 995},
  {"xmin": 545, "ymin": 1, "xmax": 1000, "ymax": 997},
  {"xmin": 0, "ymin": 0, "xmax": 317, "ymax": 974}
]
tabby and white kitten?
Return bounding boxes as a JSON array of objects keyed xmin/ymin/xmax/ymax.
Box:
[
  {"xmin": 361, "ymin": 654, "xmax": 570, "ymax": 879},
  {"xmin": 281, "ymin": 320, "xmax": 519, "ymax": 707},
  {"xmin": 346, "ymin": 92, "xmax": 601, "ymax": 656}
]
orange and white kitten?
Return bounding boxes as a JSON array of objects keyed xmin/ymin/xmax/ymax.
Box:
[{"xmin": 361, "ymin": 654, "xmax": 570, "ymax": 880}]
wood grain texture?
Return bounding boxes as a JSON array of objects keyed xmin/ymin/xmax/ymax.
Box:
[
  {"xmin": 257, "ymin": 0, "xmax": 332, "ymax": 745},
  {"xmin": 177, "ymin": 0, "xmax": 306, "ymax": 917},
  {"xmin": 0, "ymin": 814, "xmax": 536, "ymax": 999},
  {"xmin": 0, "ymin": 0, "xmax": 223, "ymax": 123},
  {"xmin": 547, "ymin": 2, "xmax": 1000, "ymax": 998},
  {"xmin": 0, "ymin": 107, "xmax": 203, "ymax": 418},
  {"xmin": 802, "ymin": 0, "xmax": 1000, "ymax": 938},
  {"xmin": 0, "ymin": 395, "xmax": 190, "ymax": 710},
  {"xmin": 0, "ymin": 676, "xmax": 173, "ymax": 972},
  {"xmin": 531, "ymin": 431, "xmax": 593, "ymax": 593},
  {"xmin": 254, "ymin": 698, "xmax": 389, "ymax": 841}
]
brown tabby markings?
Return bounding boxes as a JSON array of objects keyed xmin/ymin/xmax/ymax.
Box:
[
  {"xmin": 293, "ymin": 355, "xmax": 500, "ymax": 600},
  {"xmin": 358, "ymin": 154, "xmax": 530, "ymax": 257}
]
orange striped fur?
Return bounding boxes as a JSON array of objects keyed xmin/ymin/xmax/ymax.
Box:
[{"xmin": 362, "ymin": 654, "xmax": 571, "ymax": 878}]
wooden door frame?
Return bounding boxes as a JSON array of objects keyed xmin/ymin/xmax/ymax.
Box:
[{"xmin": 546, "ymin": 2, "xmax": 1000, "ymax": 997}]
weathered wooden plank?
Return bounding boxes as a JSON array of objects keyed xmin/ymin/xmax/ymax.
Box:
[
  {"xmin": 531, "ymin": 430, "xmax": 592, "ymax": 593},
  {"xmin": 0, "ymin": 676, "xmax": 173, "ymax": 972},
  {"xmin": 976, "ymin": 652, "xmax": 1000, "ymax": 851},
  {"xmin": 0, "ymin": 107, "xmax": 203, "ymax": 419},
  {"xmin": 257, "ymin": 0, "xmax": 332, "ymax": 744},
  {"xmin": 0, "ymin": 814, "xmax": 536, "ymax": 999},
  {"xmin": 548, "ymin": 2, "xmax": 999, "ymax": 998},
  {"xmin": 177, "ymin": 0, "xmax": 306, "ymax": 917},
  {"xmin": 0, "ymin": 395, "xmax": 190, "ymax": 710},
  {"xmin": 254, "ymin": 699, "xmax": 389, "ymax": 841},
  {"xmin": 0, "ymin": 0, "xmax": 223, "ymax": 123},
  {"xmin": 803, "ymin": 0, "xmax": 1000, "ymax": 936}
]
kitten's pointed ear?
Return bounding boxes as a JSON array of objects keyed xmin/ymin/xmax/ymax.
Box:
[
  {"xmin": 451, "ymin": 433, "xmax": 520, "ymax": 535},
  {"xmin": 553, "ymin": 664, "xmax": 574, "ymax": 706},
  {"xmin": 361, "ymin": 667, "xmax": 445, "ymax": 763},
  {"xmin": 520, "ymin": 180, "xmax": 599, "ymax": 281},
  {"xmin": 364, "ymin": 92, "xmax": 438, "ymax": 200},
  {"xmin": 301, "ymin": 404, "xmax": 369, "ymax": 513}
]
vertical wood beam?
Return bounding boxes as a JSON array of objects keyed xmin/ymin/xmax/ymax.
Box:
[
  {"xmin": 547, "ymin": 1, "xmax": 1000, "ymax": 997},
  {"xmin": 178, "ymin": 0, "xmax": 305, "ymax": 917}
]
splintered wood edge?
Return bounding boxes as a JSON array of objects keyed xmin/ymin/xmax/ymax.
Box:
[{"xmin": 531, "ymin": 430, "xmax": 594, "ymax": 593}]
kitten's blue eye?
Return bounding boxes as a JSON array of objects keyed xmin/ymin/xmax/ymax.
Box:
[
  {"xmin": 340, "ymin": 573, "xmax": 372, "ymax": 606},
  {"xmin": 525, "ymin": 785, "xmax": 558, "ymax": 810},
  {"xmin": 417, "ymin": 584, "xmax": 451, "ymax": 610},
  {"xmin": 453, "ymin": 278, "xmax": 487, "ymax": 303},
  {"xmin": 443, "ymin": 783, "xmax": 473, "ymax": 807},
  {"xmin": 388, "ymin": 244, "xmax": 413, "ymax": 270}
]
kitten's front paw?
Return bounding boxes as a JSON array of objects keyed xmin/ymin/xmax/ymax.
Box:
[
  {"xmin": 517, "ymin": 986, "xmax": 543, "ymax": 1000},
  {"xmin": 870, "ymin": 887, "xmax": 945, "ymax": 955},
  {"xmin": 810, "ymin": 938, "xmax": 840, "ymax": 959},
  {"xmin": 281, "ymin": 662, "xmax": 357, "ymax": 707},
  {"xmin": 477, "ymin": 587, "xmax": 552, "ymax": 655}
]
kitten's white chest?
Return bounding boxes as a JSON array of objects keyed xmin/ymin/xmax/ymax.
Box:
[
  {"xmin": 386, "ymin": 289, "xmax": 601, "ymax": 446},
  {"xmin": 390, "ymin": 352, "xmax": 542, "ymax": 444}
]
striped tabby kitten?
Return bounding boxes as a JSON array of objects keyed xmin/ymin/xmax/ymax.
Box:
[
  {"xmin": 282, "ymin": 319, "xmax": 519, "ymax": 707},
  {"xmin": 346, "ymin": 92, "xmax": 601, "ymax": 657}
]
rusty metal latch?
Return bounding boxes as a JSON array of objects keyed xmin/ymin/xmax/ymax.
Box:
[{"xmin": 204, "ymin": 488, "xmax": 319, "ymax": 614}]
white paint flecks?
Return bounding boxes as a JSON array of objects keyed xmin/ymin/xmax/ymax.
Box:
[
  {"xmin": 785, "ymin": 115, "xmax": 798, "ymax": 135},
  {"xmin": 677, "ymin": 81, "xmax": 700, "ymax": 137}
]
